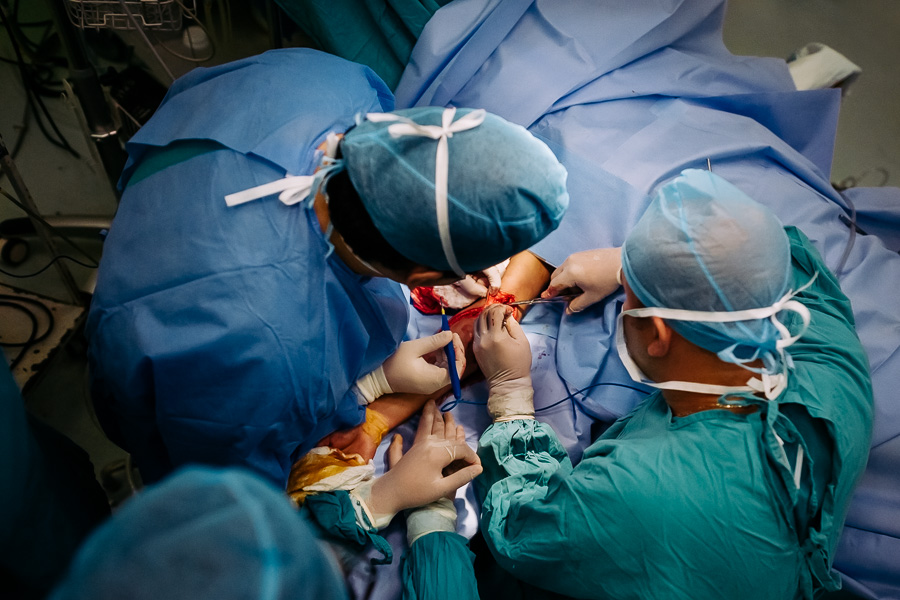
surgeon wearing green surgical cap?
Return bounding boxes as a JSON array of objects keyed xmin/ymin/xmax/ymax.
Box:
[
  {"xmin": 471, "ymin": 169, "xmax": 872, "ymax": 599},
  {"xmin": 87, "ymin": 53, "xmax": 570, "ymax": 491}
]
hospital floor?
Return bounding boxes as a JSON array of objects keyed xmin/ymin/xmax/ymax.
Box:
[{"xmin": 1, "ymin": 0, "xmax": 896, "ymax": 596}]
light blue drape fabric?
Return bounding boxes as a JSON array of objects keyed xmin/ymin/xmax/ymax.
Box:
[{"xmin": 396, "ymin": 2, "xmax": 900, "ymax": 596}]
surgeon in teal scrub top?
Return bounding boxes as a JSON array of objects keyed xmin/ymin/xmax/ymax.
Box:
[{"xmin": 472, "ymin": 170, "xmax": 872, "ymax": 599}]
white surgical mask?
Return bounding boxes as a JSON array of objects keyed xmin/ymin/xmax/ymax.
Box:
[{"xmin": 614, "ymin": 277, "xmax": 815, "ymax": 400}]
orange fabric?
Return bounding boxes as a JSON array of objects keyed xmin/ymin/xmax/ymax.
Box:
[{"xmin": 286, "ymin": 448, "xmax": 367, "ymax": 504}]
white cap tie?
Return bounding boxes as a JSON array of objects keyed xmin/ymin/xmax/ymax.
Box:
[
  {"xmin": 365, "ymin": 107, "xmax": 486, "ymax": 277},
  {"xmin": 224, "ymin": 133, "xmax": 345, "ymax": 208}
]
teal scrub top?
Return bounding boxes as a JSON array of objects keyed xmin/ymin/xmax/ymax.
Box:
[
  {"xmin": 302, "ymin": 491, "xmax": 479, "ymax": 600},
  {"xmin": 476, "ymin": 228, "xmax": 872, "ymax": 599}
]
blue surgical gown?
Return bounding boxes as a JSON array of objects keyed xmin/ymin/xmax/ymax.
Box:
[
  {"xmin": 86, "ymin": 49, "xmax": 407, "ymax": 486},
  {"xmin": 476, "ymin": 229, "xmax": 872, "ymax": 599},
  {"xmin": 395, "ymin": 2, "xmax": 900, "ymax": 595}
]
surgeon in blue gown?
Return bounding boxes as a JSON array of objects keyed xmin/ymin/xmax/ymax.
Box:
[
  {"xmin": 393, "ymin": 1, "xmax": 900, "ymax": 596},
  {"xmin": 86, "ymin": 48, "xmax": 569, "ymax": 488}
]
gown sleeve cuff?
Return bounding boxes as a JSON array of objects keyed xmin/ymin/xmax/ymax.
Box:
[
  {"xmin": 406, "ymin": 497, "xmax": 458, "ymax": 546},
  {"xmin": 301, "ymin": 490, "xmax": 393, "ymax": 565}
]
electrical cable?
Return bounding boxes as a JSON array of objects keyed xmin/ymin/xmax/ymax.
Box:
[
  {"xmin": 0, "ymin": 187, "xmax": 101, "ymax": 267},
  {"xmin": 439, "ymin": 379, "xmax": 650, "ymax": 413},
  {"xmin": 0, "ymin": 186, "xmax": 100, "ymax": 280},
  {"xmin": 0, "ymin": 293, "xmax": 54, "ymax": 374},
  {"xmin": 115, "ymin": 0, "xmax": 176, "ymax": 83},
  {"xmin": 0, "ymin": 299, "xmax": 39, "ymax": 368},
  {"xmin": 832, "ymin": 168, "xmax": 890, "ymax": 276},
  {"xmin": 0, "ymin": 252, "xmax": 98, "ymax": 279},
  {"xmin": 0, "ymin": 2, "xmax": 82, "ymax": 159},
  {"xmin": 0, "ymin": 293, "xmax": 54, "ymax": 345}
]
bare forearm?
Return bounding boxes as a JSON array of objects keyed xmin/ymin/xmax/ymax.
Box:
[
  {"xmin": 368, "ymin": 393, "xmax": 437, "ymax": 430},
  {"xmin": 499, "ymin": 251, "xmax": 552, "ymax": 302}
]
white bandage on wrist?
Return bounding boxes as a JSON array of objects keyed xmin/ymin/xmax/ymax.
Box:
[
  {"xmin": 354, "ymin": 365, "xmax": 394, "ymax": 404},
  {"xmin": 406, "ymin": 497, "xmax": 458, "ymax": 546},
  {"xmin": 349, "ymin": 479, "xmax": 395, "ymax": 530},
  {"xmin": 488, "ymin": 389, "xmax": 535, "ymax": 422}
]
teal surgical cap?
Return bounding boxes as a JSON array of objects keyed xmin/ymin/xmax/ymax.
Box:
[
  {"xmin": 51, "ymin": 467, "xmax": 348, "ymax": 600},
  {"xmin": 342, "ymin": 106, "xmax": 569, "ymax": 274},
  {"xmin": 621, "ymin": 169, "xmax": 792, "ymax": 362}
]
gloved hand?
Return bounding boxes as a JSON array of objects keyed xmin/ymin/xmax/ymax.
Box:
[
  {"xmin": 355, "ymin": 331, "xmax": 465, "ymax": 403},
  {"xmin": 432, "ymin": 259, "xmax": 510, "ymax": 309},
  {"xmin": 473, "ymin": 305, "xmax": 535, "ymax": 422},
  {"xmin": 362, "ymin": 401, "xmax": 481, "ymax": 524},
  {"xmin": 541, "ymin": 247, "xmax": 622, "ymax": 314}
]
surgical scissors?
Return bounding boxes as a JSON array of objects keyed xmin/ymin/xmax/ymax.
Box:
[{"xmin": 509, "ymin": 294, "xmax": 580, "ymax": 306}]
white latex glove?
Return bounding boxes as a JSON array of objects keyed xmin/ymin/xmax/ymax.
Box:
[
  {"xmin": 363, "ymin": 402, "xmax": 482, "ymax": 524},
  {"xmin": 473, "ymin": 304, "xmax": 535, "ymax": 422},
  {"xmin": 405, "ymin": 497, "xmax": 457, "ymax": 546},
  {"xmin": 432, "ymin": 259, "xmax": 509, "ymax": 309},
  {"xmin": 355, "ymin": 331, "xmax": 465, "ymax": 403},
  {"xmin": 542, "ymin": 247, "xmax": 622, "ymax": 314}
]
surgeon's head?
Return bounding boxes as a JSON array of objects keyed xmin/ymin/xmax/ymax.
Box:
[
  {"xmin": 619, "ymin": 169, "xmax": 792, "ymax": 379},
  {"xmin": 328, "ymin": 106, "xmax": 569, "ymax": 287},
  {"xmin": 50, "ymin": 467, "xmax": 348, "ymax": 600}
]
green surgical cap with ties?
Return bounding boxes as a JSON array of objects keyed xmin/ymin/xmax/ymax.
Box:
[{"xmin": 342, "ymin": 106, "xmax": 569, "ymax": 276}]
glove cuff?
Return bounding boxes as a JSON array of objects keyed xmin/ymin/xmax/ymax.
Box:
[
  {"xmin": 355, "ymin": 365, "xmax": 394, "ymax": 404},
  {"xmin": 488, "ymin": 388, "xmax": 535, "ymax": 422},
  {"xmin": 349, "ymin": 479, "xmax": 395, "ymax": 530},
  {"xmin": 405, "ymin": 497, "xmax": 458, "ymax": 546}
]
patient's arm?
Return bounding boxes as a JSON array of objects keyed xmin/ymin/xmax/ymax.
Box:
[
  {"xmin": 450, "ymin": 250, "xmax": 552, "ymax": 378},
  {"xmin": 318, "ymin": 394, "xmax": 441, "ymax": 460},
  {"xmin": 319, "ymin": 251, "xmax": 552, "ymax": 462}
]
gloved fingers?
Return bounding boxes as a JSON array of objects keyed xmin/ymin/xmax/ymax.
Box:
[
  {"xmin": 438, "ymin": 461, "xmax": 483, "ymax": 494},
  {"xmin": 387, "ymin": 433, "xmax": 404, "ymax": 470},
  {"xmin": 406, "ymin": 330, "xmax": 454, "ymax": 358},
  {"xmin": 483, "ymin": 304, "xmax": 508, "ymax": 334},
  {"xmin": 430, "ymin": 402, "xmax": 446, "ymax": 439},
  {"xmin": 415, "ymin": 400, "xmax": 438, "ymax": 444},
  {"xmin": 433, "ymin": 439, "xmax": 478, "ymax": 468},
  {"xmin": 456, "ymin": 424, "xmax": 466, "ymax": 443},
  {"xmin": 566, "ymin": 292, "xmax": 603, "ymax": 314},
  {"xmin": 414, "ymin": 360, "xmax": 454, "ymax": 393},
  {"xmin": 484, "ymin": 265, "xmax": 503, "ymax": 291},
  {"xmin": 451, "ymin": 332, "xmax": 466, "ymax": 376},
  {"xmin": 502, "ymin": 311, "xmax": 527, "ymax": 341},
  {"xmin": 456, "ymin": 275, "xmax": 488, "ymax": 297},
  {"xmin": 442, "ymin": 410, "xmax": 458, "ymax": 442},
  {"xmin": 474, "ymin": 308, "xmax": 487, "ymax": 338},
  {"xmin": 543, "ymin": 262, "xmax": 576, "ymax": 298}
]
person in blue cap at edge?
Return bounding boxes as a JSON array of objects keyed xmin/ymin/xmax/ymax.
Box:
[
  {"xmin": 471, "ymin": 169, "xmax": 872, "ymax": 599},
  {"xmin": 1, "ymin": 359, "xmax": 110, "ymax": 598},
  {"xmin": 85, "ymin": 48, "xmax": 569, "ymax": 487},
  {"xmin": 50, "ymin": 400, "xmax": 483, "ymax": 600}
]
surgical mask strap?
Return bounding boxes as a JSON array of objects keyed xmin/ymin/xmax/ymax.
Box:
[
  {"xmin": 622, "ymin": 274, "xmax": 816, "ymax": 351},
  {"xmin": 615, "ymin": 313, "xmax": 757, "ymax": 397},
  {"xmin": 365, "ymin": 108, "xmax": 486, "ymax": 278},
  {"xmin": 616, "ymin": 273, "xmax": 818, "ymax": 400}
]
